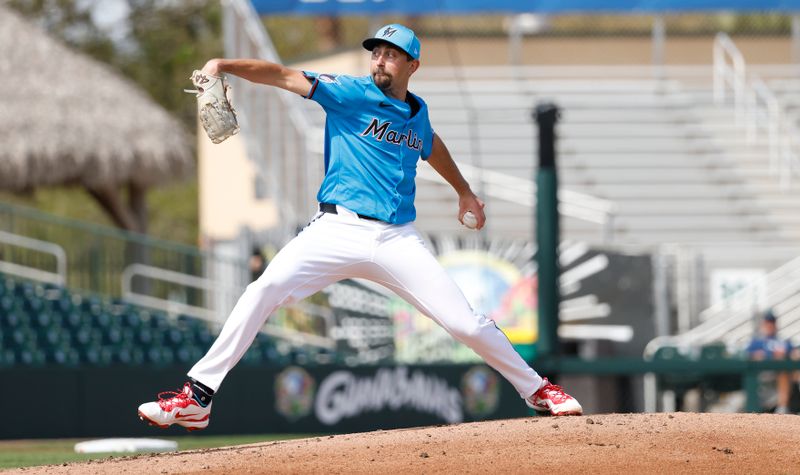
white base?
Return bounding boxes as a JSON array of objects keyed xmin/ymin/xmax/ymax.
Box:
[{"xmin": 74, "ymin": 438, "xmax": 178, "ymax": 453}]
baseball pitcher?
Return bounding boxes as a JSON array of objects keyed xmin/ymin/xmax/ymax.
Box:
[{"xmin": 138, "ymin": 24, "xmax": 582, "ymax": 431}]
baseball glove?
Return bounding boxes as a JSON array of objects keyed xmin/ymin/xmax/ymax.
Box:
[{"xmin": 185, "ymin": 70, "xmax": 240, "ymax": 144}]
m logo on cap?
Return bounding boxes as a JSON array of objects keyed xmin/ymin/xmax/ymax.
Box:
[{"xmin": 382, "ymin": 26, "xmax": 397, "ymax": 38}]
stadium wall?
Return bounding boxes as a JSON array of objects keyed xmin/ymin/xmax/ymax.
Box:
[{"xmin": 1, "ymin": 364, "xmax": 529, "ymax": 439}]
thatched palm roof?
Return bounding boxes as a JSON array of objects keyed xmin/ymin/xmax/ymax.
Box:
[{"xmin": 0, "ymin": 4, "xmax": 193, "ymax": 193}]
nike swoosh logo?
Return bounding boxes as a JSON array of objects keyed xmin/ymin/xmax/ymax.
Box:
[
  {"xmin": 175, "ymin": 411, "xmax": 202, "ymax": 419},
  {"xmin": 379, "ymin": 102, "xmax": 392, "ymax": 108}
]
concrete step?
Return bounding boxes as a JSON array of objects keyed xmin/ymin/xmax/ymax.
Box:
[
  {"xmin": 556, "ymin": 152, "xmax": 737, "ymax": 167},
  {"xmin": 490, "ymin": 166, "xmax": 736, "ymax": 183},
  {"xmin": 614, "ymin": 215, "xmax": 776, "ymax": 230},
  {"xmin": 757, "ymin": 195, "xmax": 800, "ymax": 210},
  {"xmin": 413, "ymin": 79, "xmax": 679, "ymax": 94},
  {"xmin": 765, "ymin": 78, "xmax": 800, "ymax": 90},
  {"xmin": 424, "ymin": 95, "xmax": 696, "ymax": 111},
  {"xmin": 429, "ymin": 109, "xmax": 698, "ymax": 124},
  {"xmin": 558, "ymin": 168, "xmax": 744, "ymax": 185},
  {"xmin": 446, "ymin": 138, "xmax": 722, "ymax": 155},
  {"xmin": 449, "ymin": 152, "xmax": 737, "ymax": 168},
  {"xmin": 588, "ymin": 184, "xmax": 742, "ymax": 199},
  {"xmin": 433, "ymin": 123, "xmax": 707, "ymax": 140},
  {"xmin": 614, "ymin": 199, "xmax": 764, "ymax": 215},
  {"xmin": 771, "ymin": 215, "xmax": 800, "ymax": 225}
]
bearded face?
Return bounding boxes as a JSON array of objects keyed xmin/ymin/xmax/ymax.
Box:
[
  {"xmin": 370, "ymin": 44, "xmax": 414, "ymax": 93},
  {"xmin": 372, "ymin": 66, "xmax": 393, "ymax": 90}
]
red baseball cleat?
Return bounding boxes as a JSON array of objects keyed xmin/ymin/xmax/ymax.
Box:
[
  {"xmin": 526, "ymin": 378, "xmax": 583, "ymax": 416},
  {"xmin": 138, "ymin": 382, "xmax": 212, "ymax": 431}
]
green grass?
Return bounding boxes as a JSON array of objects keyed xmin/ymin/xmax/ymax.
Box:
[{"xmin": 0, "ymin": 434, "xmax": 311, "ymax": 470}]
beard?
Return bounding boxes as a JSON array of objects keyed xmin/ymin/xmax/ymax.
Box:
[{"xmin": 372, "ymin": 70, "xmax": 393, "ymax": 90}]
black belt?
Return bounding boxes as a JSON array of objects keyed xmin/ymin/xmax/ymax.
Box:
[{"xmin": 319, "ymin": 203, "xmax": 381, "ymax": 221}]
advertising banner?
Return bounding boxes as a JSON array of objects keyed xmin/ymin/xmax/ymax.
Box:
[{"xmin": 267, "ymin": 364, "xmax": 527, "ymax": 433}]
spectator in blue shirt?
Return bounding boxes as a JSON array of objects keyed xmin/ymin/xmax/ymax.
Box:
[{"xmin": 746, "ymin": 310, "xmax": 794, "ymax": 414}]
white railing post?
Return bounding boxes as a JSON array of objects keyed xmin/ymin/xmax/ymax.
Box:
[
  {"xmin": 768, "ymin": 93, "xmax": 780, "ymax": 175},
  {"xmin": 713, "ymin": 33, "xmax": 746, "ymax": 125},
  {"xmin": 751, "ymin": 77, "xmax": 799, "ymax": 191},
  {"xmin": 745, "ymin": 82, "xmax": 756, "ymax": 144},
  {"xmin": 751, "ymin": 78, "xmax": 780, "ymax": 173},
  {"xmin": 782, "ymin": 135, "xmax": 792, "ymax": 191},
  {"xmin": 714, "ymin": 34, "xmax": 798, "ymax": 191},
  {"xmin": 0, "ymin": 230, "xmax": 67, "ymax": 286},
  {"xmin": 713, "ymin": 37, "xmax": 724, "ymax": 104},
  {"xmin": 733, "ymin": 56, "xmax": 746, "ymax": 125}
]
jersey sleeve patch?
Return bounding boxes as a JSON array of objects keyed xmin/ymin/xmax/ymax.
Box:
[
  {"xmin": 317, "ymin": 73, "xmax": 340, "ymax": 84},
  {"xmin": 302, "ymin": 73, "xmax": 366, "ymax": 115}
]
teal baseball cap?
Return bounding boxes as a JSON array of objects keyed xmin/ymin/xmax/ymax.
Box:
[{"xmin": 362, "ymin": 24, "xmax": 420, "ymax": 60}]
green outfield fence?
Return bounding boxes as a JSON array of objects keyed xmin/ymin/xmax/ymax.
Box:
[{"xmin": 0, "ymin": 201, "xmax": 246, "ymax": 305}]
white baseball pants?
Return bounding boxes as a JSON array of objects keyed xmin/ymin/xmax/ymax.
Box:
[{"xmin": 188, "ymin": 205, "xmax": 543, "ymax": 399}]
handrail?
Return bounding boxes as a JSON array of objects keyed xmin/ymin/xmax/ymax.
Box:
[
  {"xmin": 0, "ymin": 201, "xmax": 210, "ymax": 257},
  {"xmin": 713, "ymin": 32, "xmax": 746, "ymax": 124},
  {"xmin": 779, "ymin": 125, "xmax": 800, "ymax": 191},
  {"xmin": 0, "ymin": 230, "xmax": 66, "ymax": 286},
  {"xmin": 749, "ymin": 77, "xmax": 800, "ymax": 190},
  {"xmin": 0, "ymin": 200, "xmax": 246, "ymax": 299},
  {"xmin": 714, "ymin": 33, "xmax": 799, "ymax": 190},
  {"xmin": 749, "ymin": 78, "xmax": 781, "ymax": 174},
  {"xmin": 121, "ymin": 263, "xmax": 336, "ymax": 349},
  {"xmin": 417, "ymin": 163, "xmax": 617, "ymax": 242}
]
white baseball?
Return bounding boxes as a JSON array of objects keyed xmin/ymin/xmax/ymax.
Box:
[{"xmin": 462, "ymin": 211, "xmax": 478, "ymax": 229}]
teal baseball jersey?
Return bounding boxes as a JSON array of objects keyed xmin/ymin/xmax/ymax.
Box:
[{"xmin": 303, "ymin": 72, "xmax": 435, "ymax": 224}]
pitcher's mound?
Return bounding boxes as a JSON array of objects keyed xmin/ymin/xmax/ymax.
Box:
[{"xmin": 9, "ymin": 413, "xmax": 800, "ymax": 474}]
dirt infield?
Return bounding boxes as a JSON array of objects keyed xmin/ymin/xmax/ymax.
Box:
[{"xmin": 6, "ymin": 413, "xmax": 800, "ymax": 475}]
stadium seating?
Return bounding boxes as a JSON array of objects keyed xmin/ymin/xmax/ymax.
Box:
[
  {"xmin": 651, "ymin": 345, "xmax": 702, "ymax": 393},
  {"xmin": 303, "ymin": 67, "xmax": 797, "ymax": 246},
  {"xmin": 650, "ymin": 343, "xmax": 742, "ymax": 395},
  {"xmin": 0, "ymin": 272, "xmax": 331, "ymax": 368}
]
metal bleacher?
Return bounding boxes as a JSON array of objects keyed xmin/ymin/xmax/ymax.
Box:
[
  {"xmin": 0, "ymin": 271, "xmax": 321, "ymax": 368},
  {"xmin": 642, "ymin": 35, "xmax": 800, "ymax": 364},
  {"xmin": 407, "ymin": 59, "xmax": 799, "ymax": 246}
]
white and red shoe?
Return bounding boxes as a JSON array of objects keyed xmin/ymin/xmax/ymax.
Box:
[
  {"xmin": 526, "ymin": 378, "xmax": 583, "ymax": 416},
  {"xmin": 138, "ymin": 382, "xmax": 211, "ymax": 431}
]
